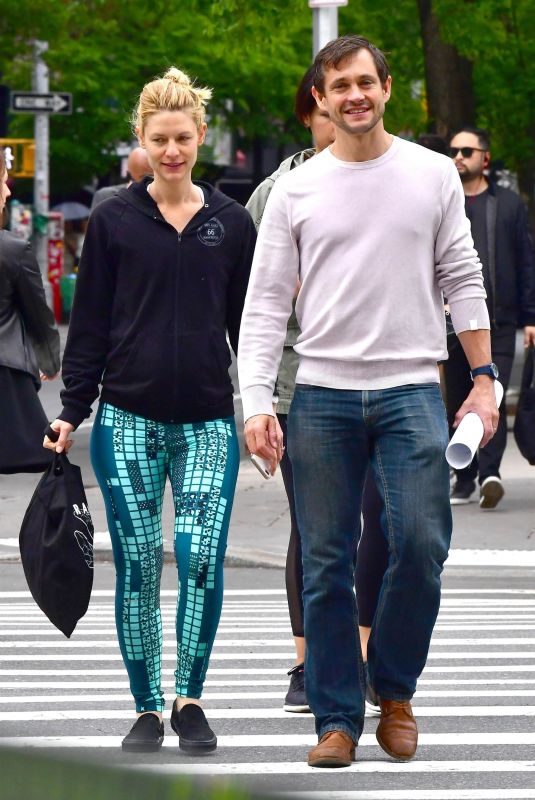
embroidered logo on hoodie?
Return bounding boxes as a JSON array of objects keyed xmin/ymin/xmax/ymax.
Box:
[{"xmin": 198, "ymin": 218, "xmax": 225, "ymax": 247}]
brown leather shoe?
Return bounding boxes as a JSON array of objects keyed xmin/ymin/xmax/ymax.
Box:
[
  {"xmin": 376, "ymin": 698, "xmax": 418, "ymax": 761},
  {"xmin": 308, "ymin": 730, "xmax": 356, "ymax": 768}
]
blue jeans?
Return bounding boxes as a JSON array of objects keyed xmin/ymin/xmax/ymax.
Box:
[{"xmin": 287, "ymin": 383, "xmax": 451, "ymax": 742}]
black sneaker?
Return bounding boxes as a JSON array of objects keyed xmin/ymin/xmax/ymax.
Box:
[
  {"xmin": 363, "ymin": 662, "xmax": 381, "ymax": 715},
  {"xmin": 479, "ymin": 476, "xmax": 504, "ymax": 509},
  {"xmin": 450, "ymin": 479, "xmax": 476, "ymax": 505},
  {"xmin": 283, "ymin": 663, "xmax": 310, "ymax": 712},
  {"xmin": 121, "ymin": 713, "xmax": 164, "ymax": 752},
  {"xmin": 365, "ymin": 680, "xmax": 381, "ymax": 715},
  {"xmin": 171, "ymin": 701, "xmax": 217, "ymax": 753}
]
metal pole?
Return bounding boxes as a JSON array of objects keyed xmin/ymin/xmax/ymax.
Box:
[
  {"xmin": 309, "ymin": 1, "xmax": 348, "ymax": 57},
  {"xmin": 32, "ymin": 40, "xmax": 49, "ymax": 280}
]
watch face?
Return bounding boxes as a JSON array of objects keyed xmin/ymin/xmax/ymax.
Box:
[{"xmin": 491, "ymin": 362, "xmax": 499, "ymax": 378}]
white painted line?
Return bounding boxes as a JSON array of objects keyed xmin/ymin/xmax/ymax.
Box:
[
  {"xmin": 0, "ymin": 653, "xmax": 298, "ymax": 662},
  {"xmin": 0, "ymin": 590, "xmax": 288, "ymax": 599},
  {"xmin": 447, "ymin": 549, "xmax": 535, "ymax": 567},
  {"xmin": 4, "ymin": 689, "xmax": 534, "ymax": 704},
  {"xmin": 281, "ymin": 792, "xmax": 535, "ymax": 800},
  {"xmin": 2, "ymin": 650, "xmax": 535, "ymax": 662},
  {"xmin": 0, "ymin": 667, "xmax": 288, "ymax": 676},
  {"xmin": 136, "ymin": 759, "xmax": 535, "ymax": 776},
  {"xmin": 3, "ymin": 637, "xmax": 535, "ymax": 651},
  {"xmin": 0, "ymin": 670, "xmax": 535, "ymax": 692},
  {"xmin": 0, "ymin": 691, "xmax": 288, "ymax": 704},
  {"xmin": 423, "ymin": 665, "xmax": 535, "ymax": 673},
  {"xmin": 441, "ymin": 590, "xmax": 535, "ymax": 595},
  {"xmin": 3, "ymin": 732, "xmax": 535, "ymax": 748},
  {"xmin": 0, "ymin": 680, "xmax": 287, "ymax": 689},
  {"xmin": 1, "ymin": 706, "xmax": 535, "ymax": 721}
]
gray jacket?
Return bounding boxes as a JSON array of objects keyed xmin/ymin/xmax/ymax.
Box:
[
  {"xmin": 246, "ymin": 149, "xmax": 314, "ymax": 413},
  {"xmin": 0, "ymin": 230, "xmax": 60, "ymax": 385}
]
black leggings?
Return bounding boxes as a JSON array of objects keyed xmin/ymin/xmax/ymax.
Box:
[{"xmin": 278, "ymin": 414, "xmax": 389, "ymax": 638}]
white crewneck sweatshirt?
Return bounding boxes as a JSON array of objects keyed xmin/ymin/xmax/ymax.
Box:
[{"xmin": 238, "ymin": 136, "xmax": 489, "ymax": 422}]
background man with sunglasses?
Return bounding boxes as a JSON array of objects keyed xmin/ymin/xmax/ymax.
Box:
[{"xmin": 446, "ymin": 126, "xmax": 535, "ymax": 508}]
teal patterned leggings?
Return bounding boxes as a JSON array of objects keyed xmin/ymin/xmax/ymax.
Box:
[{"xmin": 90, "ymin": 402, "xmax": 240, "ymax": 712}]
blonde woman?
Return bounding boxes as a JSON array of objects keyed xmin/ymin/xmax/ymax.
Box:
[{"xmin": 44, "ymin": 68, "xmax": 256, "ymax": 752}]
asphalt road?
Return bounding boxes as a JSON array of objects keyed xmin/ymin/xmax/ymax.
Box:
[{"xmin": 1, "ymin": 561, "xmax": 535, "ymax": 799}]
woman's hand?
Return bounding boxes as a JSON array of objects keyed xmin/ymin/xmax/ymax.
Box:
[{"xmin": 43, "ymin": 419, "xmax": 75, "ymax": 453}]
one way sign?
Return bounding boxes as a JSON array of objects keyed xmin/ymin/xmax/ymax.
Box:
[{"xmin": 10, "ymin": 91, "xmax": 72, "ymax": 115}]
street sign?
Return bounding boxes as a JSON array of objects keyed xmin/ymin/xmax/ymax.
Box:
[{"xmin": 10, "ymin": 91, "xmax": 72, "ymax": 115}]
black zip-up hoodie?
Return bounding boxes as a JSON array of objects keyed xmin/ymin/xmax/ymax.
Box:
[{"xmin": 59, "ymin": 178, "xmax": 256, "ymax": 429}]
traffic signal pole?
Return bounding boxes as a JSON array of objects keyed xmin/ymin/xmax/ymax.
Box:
[{"xmin": 32, "ymin": 40, "xmax": 49, "ymax": 282}]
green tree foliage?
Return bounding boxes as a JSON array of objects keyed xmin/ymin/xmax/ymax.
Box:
[
  {"xmin": 431, "ymin": 0, "xmax": 535, "ymax": 203},
  {"xmin": 0, "ymin": 0, "xmax": 427, "ymax": 195},
  {"xmin": 0, "ymin": 0, "xmax": 532, "ymax": 205}
]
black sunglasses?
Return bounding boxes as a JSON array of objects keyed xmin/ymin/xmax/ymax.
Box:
[{"xmin": 449, "ymin": 146, "xmax": 486, "ymax": 158}]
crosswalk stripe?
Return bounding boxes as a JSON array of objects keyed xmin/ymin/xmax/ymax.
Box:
[
  {"xmin": 1, "ymin": 706, "xmax": 535, "ymax": 721},
  {"xmin": 3, "ymin": 688, "xmax": 535, "ymax": 702},
  {"xmin": 135, "ymin": 760, "xmax": 535, "ymax": 775},
  {"xmin": 2, "ymin": 679, "xmax": 534, "ymax": 689},
  {"xmin": 2, "ymin": 732, "xmax": 535, "ymax": 747},
  {"xmin": 2, "ymin": 651, "xmax": 535, "ymax": 662},
  {"xmin": 1, "ymin": 584, "xmax": 534, "ymax": 798},
  {"xmin": 280, "ymin": 792, "xmax": 535, "ymax": 799},
  {"xmin": 3, "ymin": 636, "xmax": 535, "ymax": 648}
]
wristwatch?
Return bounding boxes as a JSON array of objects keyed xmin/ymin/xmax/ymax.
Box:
[{"xmin": 470, "ymin": 363, "xmax": 499, "ymax": 380}]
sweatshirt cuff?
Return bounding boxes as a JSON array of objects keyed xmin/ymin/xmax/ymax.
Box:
[
  {"xmin": 448, "ymin": 298, "xmax": 490, "ymax": 334},
  {"xmin": 241, "ymin": 385, "xmax": 277, "ymax": 423},
  {"xmin": 58, "ymin": 407, "xmax": 88, "ymax": 431}
]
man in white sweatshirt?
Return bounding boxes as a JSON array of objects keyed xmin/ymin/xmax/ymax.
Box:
[{"xmin": 237, "ymin": 35, "xmax": 499, "ymax": 768}]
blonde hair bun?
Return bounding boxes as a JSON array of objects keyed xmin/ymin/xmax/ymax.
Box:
[
  {"xmin": 163, "ymin": 67, "xmax": 192, "ymax": 86},
  {"xmin": 133, "ymin": 66, "xmax": 212, "ymax": 133}
]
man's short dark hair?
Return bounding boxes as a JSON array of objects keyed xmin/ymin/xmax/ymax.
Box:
[
  {"xmin": 294, "ymin": 65, "xmax": 317, "ymax": 126},
  {"xmin": 312, "ymin": 35, "xmax": 390, "ymax": 94},
  {"xmin": 450, "ymin": 126, "xmax": 491, "ymax": 151},
  {"xmin": 416, "ymin": 133, "xmax": 448, "ymax": 156}
]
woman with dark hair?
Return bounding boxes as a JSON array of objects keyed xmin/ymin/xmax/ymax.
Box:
[
  {"xmin": 247, "ymin": 68, "xmax": 338, "ymax": 712},
  {"xmin": 0, "ymin": 147, "xmax": 60, "ymax": 475}
]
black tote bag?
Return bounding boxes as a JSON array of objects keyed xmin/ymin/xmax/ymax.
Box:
[
  {"xmin": 19, "ymin": 429, "xmax": 94, "ymax": 637},
  {"xmin": 514, "ymin": 345, "xmax": 535, "ymax": 466}
]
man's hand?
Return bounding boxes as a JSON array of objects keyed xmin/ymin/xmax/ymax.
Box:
[
  {"xmin": 453, "ymin": 378, "xmax": 499, "ymax": 448},
  {"xmin": 244, "ymin": 414, "xmax": 284, "ymax": 474},
  {"xmin": 43, "ymin": 419, "xmax": 75, "ymax": 453},
  {"xmin": 524, "ymin": 326, "xmax": 535, "ymax": 348}
]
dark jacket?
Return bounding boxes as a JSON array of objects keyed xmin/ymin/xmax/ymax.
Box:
[
  {"xmin": 486, "ymin": 183, "xmax": 535, "ymax": 327},
  {"xmin": 0, "ymin": 230, "xmax": 60, "ymax": 386},
  {"xmin": 59, "ymin": 179, "xmax": 256, "ymax": 429}
]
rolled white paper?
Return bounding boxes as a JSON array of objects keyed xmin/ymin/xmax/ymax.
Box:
[{"xmin": 445, "ymin": 381, "xmax": 504, "ymax": 469}]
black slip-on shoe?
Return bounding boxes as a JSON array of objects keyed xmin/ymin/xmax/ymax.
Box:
[
  {"xmin": 171, "ymin": 701, "xmax": 217, "ymax": 753},
  {"xmin": 283, "ymin": 663, "xmax": 310, "ymax": 712},
  {"xmin": 121, "ymin": 713, "xmax": 164, "ymax": 752}
]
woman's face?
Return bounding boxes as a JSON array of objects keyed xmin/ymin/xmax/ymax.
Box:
[
  {"xmin": 138, "ymin": 110, "xmax": 206, "ymax": 185},
  {"xmin": 305, "ymin": 107, "xmax": 335, "ymax": 153},
  {"xmin": 0, "ymin": 168, "xmax": 11, "ymax": 214}
]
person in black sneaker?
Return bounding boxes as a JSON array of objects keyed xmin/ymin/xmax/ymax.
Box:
[
  {"xmin": 445, "ymin": 127, "xmax": 535, "ymax": 509},
  {"xmin": 246, "ymin": 65, "xmax": 335, "ymax": 714},
  {"xmin": 44, "ymin": 67, "xmax": 257, "ymax": 753}
]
